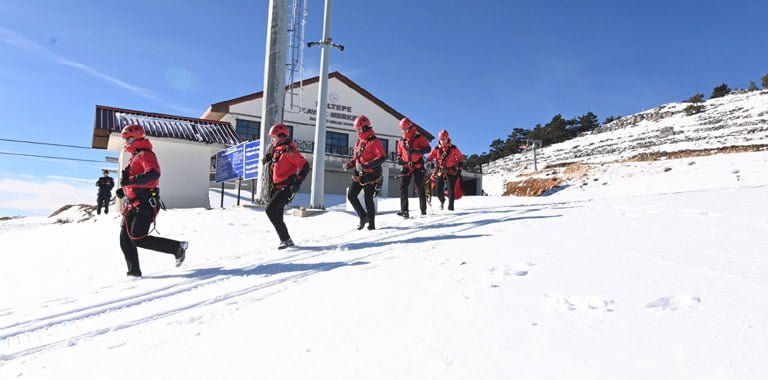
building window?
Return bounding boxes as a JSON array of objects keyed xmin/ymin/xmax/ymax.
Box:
[
  {"xmin": 236, "ymin": 119, "xmax": 260, "ymax": 141},
  {"xmin": 379, "ymin": 138, "xmax": 389, "ymax": 156},
  {"xmin": 326, "ymin": 131, "xmax": 349, "ymax": 156}
]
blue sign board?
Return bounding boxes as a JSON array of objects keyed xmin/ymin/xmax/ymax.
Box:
[
  {"xmin": 243, "ymin": 140, "xmax": 261, "ymax": 180},
  {"xmin": 215, "ymin": 144, "xmax": 245, "ymax": 183}
]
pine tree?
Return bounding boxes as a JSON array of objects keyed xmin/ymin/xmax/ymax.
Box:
[
  {"xmin": 603, "ymin": 115, "xmax": 621, "ymax": 125},
  {"xmin": 686, "ymin": 93, "xmax": 705, "ymax": 103},
  {"xmin": 748, "ymin": 81, "xmax": 758, "ymax": 91},
  {"xmin": 762, "ymin": 73, "xmax": 768, "ymax": 89},
  {"xmin": 710, "ymin": 83, "xmax": 731, "ymax": 99}
]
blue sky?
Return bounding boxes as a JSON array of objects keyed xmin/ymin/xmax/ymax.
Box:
[{"xmin": 1, "ymin": 0, "xmax": 767, "ymax": 216}]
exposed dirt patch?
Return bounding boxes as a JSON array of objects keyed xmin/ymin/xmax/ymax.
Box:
[
  {"xmin": 503, "ymin": 178, "xmax": 563, "ymax": 196},
  {"xmin": 627, "ymin": 144, "xmax": 768, "ymax": 161}
]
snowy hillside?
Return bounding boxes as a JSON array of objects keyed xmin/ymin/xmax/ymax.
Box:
[
  {"xmin": 1, "ymin": 150, "xmax": 768, "ymax": 379},
  {"xmin": 483, "ymin": 90, "xmax": 768, "ymax": 196}
]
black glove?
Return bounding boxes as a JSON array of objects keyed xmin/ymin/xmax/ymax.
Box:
[
  {"xmin": 120, "ymin": 176, "xmax": 131, "ymax": 186},
  {"xmin": 400, "ymin": 166, "xmax": 409, "ymax": 175},
  {"xmin": 343, "ymin": 161, "xmax": 354, "ymax": 171},
  {"xmin": 425, "ymin": 162, "xmax": 435, "ymax": 170},
  {"xmin": 115, "ymin": 188, "xmax": 125, "ymax": 199},
  {"xmin": 262, "ymin": 156, "xmax": 272, "ymax": 165}
]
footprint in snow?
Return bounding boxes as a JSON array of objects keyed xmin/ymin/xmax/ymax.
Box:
[
  {"xmin": 488, "ymin": 263, "xmax": 535, "ymax": 287},
  {"xmin": 545, "ymin": 294, "xmax": 615, "ymax": 312},
  {"xmin": 645, "ymin": 296, "xmax": 701, "ymax": 311}
]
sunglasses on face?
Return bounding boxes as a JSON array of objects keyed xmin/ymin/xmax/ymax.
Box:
[{"xmin": 124, "ymin": 137, "xmax": 136, "ymax": 145}]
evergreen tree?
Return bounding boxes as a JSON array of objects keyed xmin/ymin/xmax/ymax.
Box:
[
  {"xmin": 762, "ymin": 73, "xmax": 768, "ymax": 89},
  {"xmin": 710, "ymin": 83, "xmax": 731, "ymax": 99},
  {"xmin": 748, "ymin": 81, "xmax": 758, "ymax": 91},
  {"xmin": 603, "ymin": 115, "xmax": 621, "ymax": 125},
  {"xmin": 575, "ymin": 112, "xmax": 600, "ymax": 134},
  {"xmin": 686, "ymin": 93, "xmax": 705, "ymax": 103}
]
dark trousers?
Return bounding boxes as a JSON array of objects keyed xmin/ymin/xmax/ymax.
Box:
[
  {"xmin": 120, "ymin": 201, "xmax": 181, "ymax": 274},
  {"xmin": 266, "ymin": 187, "xmax": 293, "ymax": 242},
  {"xmin": 348, "ymin": 172, "xmax": 378, "ymax": 227},
  {"xmin": 400, "ymin": 168, "xmax": 427, "ymax": 215},
  {"xmin": 435, "ymin": 174, "xmax": 459, "ymax": 210},
  {"xmin": 97, "ymin": 193, "xmax": 110, "ymax": 214}
]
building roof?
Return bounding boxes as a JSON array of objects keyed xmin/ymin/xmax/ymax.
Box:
[
  {"xmin": 202, "ymin": 71, "xmax": 434, "ymax": 140},
  {"xmin": 92, "ymin": 105, "xmax": 241, "ymax": 149}
]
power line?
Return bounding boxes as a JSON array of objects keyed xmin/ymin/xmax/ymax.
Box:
[
  {"xmin": 0, "ymin": 151, "xmax": 105, "ymax": 163},
  {"xmin": 0, "ymin": 138, "xmax": 92, "ymax": 150}
]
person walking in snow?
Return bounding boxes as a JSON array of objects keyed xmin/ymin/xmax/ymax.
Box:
[
  {"xmin": 262, "ymin": 123, "xmax": 309, "ymax": 249},
  {"xmin": 426, "ymin": 129, "xmax": 464, "ymax": 211},
  {"xmin": 116, "ymin": 124, "xmax": 188, "ymax": 277},
  {"xmin": 345, "ymin": 115, "xmax": 386, "ymax": 230},
  {"xmin": 396, "ymin": 117, "xmax": 431, "ymax": 218},
  {"xmin": 95, "ymin": 169, "xmax": 114, "ymax": 215}
]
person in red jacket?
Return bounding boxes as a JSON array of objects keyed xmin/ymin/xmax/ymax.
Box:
[
  {"xmin": 396, "ymin": 117, "xmax": 431, "ymax": 218},
  {"xmin": 344, "ymin": 115, "xmax": 386, "ymax": 230},
  {"xmin": 263, "ymin": 124, "xmax": 309, "ymax": 249},
  {"xmin": 115, "ymin": 124, "xmax": 188, "ymax": 277},
  {"xmin": 426, "ymin": 129, "xmax": 464, "ymax": 211}
]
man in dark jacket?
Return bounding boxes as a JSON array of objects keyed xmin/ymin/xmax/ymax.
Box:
[
  {"xmin": 116, "ymin": 124, "xmax": 188, "ymax": 277},
  {"xmin": 96, "ymin": 169, "xmax": 114, "ymax": 215}
]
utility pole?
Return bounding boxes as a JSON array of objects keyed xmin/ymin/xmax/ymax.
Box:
[
  {"xmin": 256, "ymin": 0, "xmax": 288, "ymax": 204},
  {"xmin": 307, "ymin": 0, "xmax": 344, "ymax": 209}
]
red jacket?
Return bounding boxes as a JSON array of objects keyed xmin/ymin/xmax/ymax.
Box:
[
  {"xmin": 347, "ymin": 130, "xmax": 386, "ymax": 173},
  {"xmin": 123, "ymin": 139, "xmax": 161, "ymax": 200},
  {"xmin": 397, "ymin": 134, "xmax": 431, "ymax": 170},
  {"xmin": 426, "ymin": 141, "xmax": 464, "ymax": 174},
  {"xmin": 270, "ymin": 141, "xmax": 309, "ymax": 188}
]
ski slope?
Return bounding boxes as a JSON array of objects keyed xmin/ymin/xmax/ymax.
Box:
[{"xmin": 1, "ymin": 151, "xmax": 767, "ymax": 379}]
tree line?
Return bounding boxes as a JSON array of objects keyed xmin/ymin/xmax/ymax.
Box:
[{"xmin": 464, "ymin": 73, "xmax": 768, "ymax": 173}]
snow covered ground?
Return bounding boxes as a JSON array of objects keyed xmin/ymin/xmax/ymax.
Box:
[{"xmin": 1, "ymin": 151, "xmax": 767, "ymax": 379}]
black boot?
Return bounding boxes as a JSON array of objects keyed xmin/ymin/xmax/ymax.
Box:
[
  {"xmin": 367, "ymin": 216, "xmax": 375, "ymax": 230},
  {"xmin": 396, "ymin": 211, "xmax": 409, "ymax": 219},
  {"xmin": 278, "ymin": 239, "xmax": 295, "ymax": 250},
  {"xmin": 357, "ymin": 216, "xmax": 368, "ymax": 230},
  {"xmin": 175, "ymin": 241, "xmax": 188, "ymax": 267}
]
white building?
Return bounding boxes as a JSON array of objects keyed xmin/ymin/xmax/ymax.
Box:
[
  {"xmin": 91, "ymin": 105, "xmax": 241, "ymax": 209},
  {"xmin": 202, "ymin": 71, "xmax": 481, "ymax": 198}
]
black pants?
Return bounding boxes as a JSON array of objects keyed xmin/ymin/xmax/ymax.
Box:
[
  {"xmin": 97, "ymin": 193, "xmax": 110, "ymax": 214},
  {"xmin": 348, "ymin": 172, "xmax": 378, "ymax": 227},
  {"xmin": 435, "ymin": 174, "xmax": 459, "ymax": 210},
  {"xmin": 400, "ymin": 168, "xmax": 427, "ymax": 215},
  {"xmin": 120, "ymin": 201, "xmax": 181, "ymax": 274},
  {"xmin": 266, "ymin": 187, "xmax": 293, "ymax": 242}
]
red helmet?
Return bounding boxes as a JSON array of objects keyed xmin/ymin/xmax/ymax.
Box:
[
  {"xmin": 399, "ymin": 117, "xmax": 413, "ymax": 132},
  {"xmin": 438, "ymin": 129, "xmax": 449, "ymax": 141},
  {"xmin": 121, "ymin": 124, "xmax": 145, "ymax": 140},
  {"xmin": 354, "ymin": 115, "xmax": 371, "ymax": 130},
  {"xmin": 269, "ymin": 123, "xmax": 290, "ymax": 137}
]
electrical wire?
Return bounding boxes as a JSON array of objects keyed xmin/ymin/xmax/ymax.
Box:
[
  {"xmin": 0, "ymin": 138, "xmax": 92, "ymax": 150},
  {"xmin": 0, "ymin": 151, "xmax": 105, "ymax": 163}
]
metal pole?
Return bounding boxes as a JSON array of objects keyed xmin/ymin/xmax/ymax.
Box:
[
  {"xmin": 237, "ymin": 177, "xmax": 242, "ymax": 206},
  {"xmin": 256, "ymin": 0, "xmax": 288, "ymax": 204},
  {"xmin": 309, "ymin": 0, "xmax": 334, "ymax": 209},
  {"xmin": 220, "ymin": 182, "xmax": 225, "ymax": 208}
]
